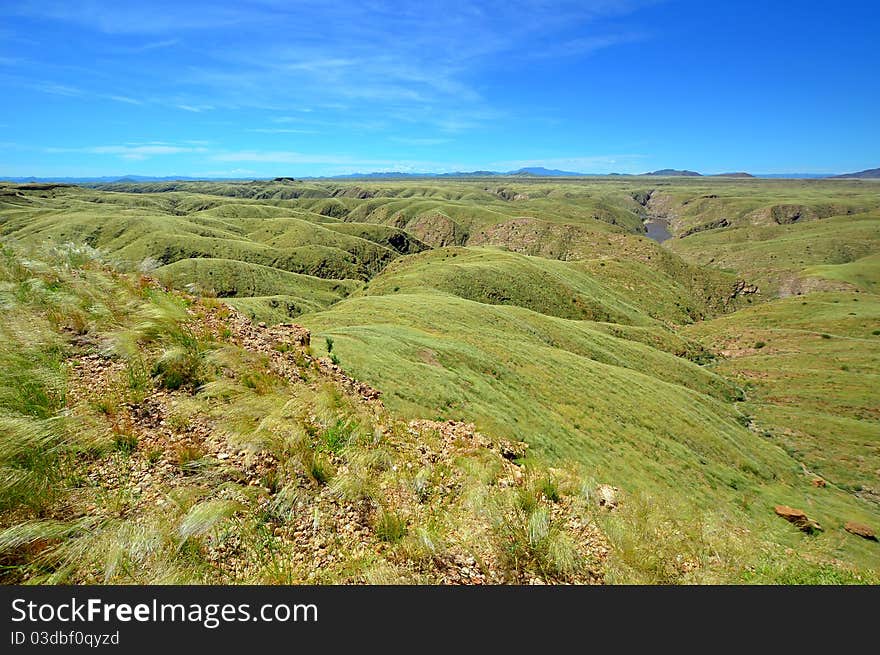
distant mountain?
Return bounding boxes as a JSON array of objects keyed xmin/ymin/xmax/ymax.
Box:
[
  {"xmin": 320, "ymin": 168, "xmax": 587, "ymax": 179},
  {"xmin": 6, "ymin": 167, "xmax": 870, "ymax": 183},
  {"xmin": 1, "ymin": 175, "xmax": 242, "ymax": 184},
  {"xmin": 507, "ymin": 167, "xmax": 585, "ymax": 177},
  {"xmin": 756, "ymin": 173, "xmax": 834, "ymax": 179},
  {"xmin": 642, "ymin": 169, "xmax": 702, "ymax": 177},
  {"xmin": 831, "ymin": 167, "xmax": 880, "ymax": 179},
  {"xmin": 320, "ymin": 170, "xmax": 500, "ymax": 180}
]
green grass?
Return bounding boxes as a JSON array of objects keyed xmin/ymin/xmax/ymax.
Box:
[
  {"xmin": 2, "ymin": 177, "xmax": 879, "ymax": 583},
  {"xmin": 155, "ymin": 257, "xmax": 361, "ymax": 309},
  {"xmin": 298, "ymin": 290, "xmax": 880, "ymax": 577},
  {"xmin": 0, "ymin": 242, "xmax": 138, "ymax": 514},
  {"xmin": 669, "ymin": 211, "xmax": 880, "ymax": 294},
  {"xmin": 360, "ymin": 246, "xmax": 740, "ymax": 325},
  {"xmin": 802, "ymin": 253, "xmax": 880, "ymax": 293},
  {"xmin": 683, "ymin": 292, "xmax": 880, "ymax": 494}
]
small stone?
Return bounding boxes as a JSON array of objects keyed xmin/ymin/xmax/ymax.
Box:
[
  {"xmin": 499, "ymin": 440, "xmax": 528, "ymax": 461},
  {"xmin": 811, "ymin": 477, "xmax": 826, "ymax": 488},
  {"xmin": 596, "ymin": 484, "xmax": 619, "ymax": 510},
  {"xmin": 844, "ymin": 521, "xmax": 877, "ymax": 541}
]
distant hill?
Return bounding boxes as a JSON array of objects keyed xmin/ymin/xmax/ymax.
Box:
[
  {"xmin": 507, "ymin": 167, "xmax": 584, "ymax": 177},
  {"xmin": 7, "ymin": 167, "xmax": 874, "ymax": 183},
  {"xmin": 642, "ymin": 169, "xmax": 702, "ymax": 177},
  {"xmin": 832, "ymin": 167, "xmax": 880, "ymax": 179},
  {"xmin": 1, "ymin": 175, "xmax": 244, "ymax": 184},
  {"xmin": 323, "ymin": 168, "xmax": 586, "ymax": 179},
  {"xmin": 754, "ymin": 173, "xmax": 831, "ymax": 179},
  {"xmin": 321, "ymin": 170, "xmax": 498, "ymax": 180}
]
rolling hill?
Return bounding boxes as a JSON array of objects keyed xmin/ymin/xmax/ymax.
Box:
[{"xmin": 1, "ymin": 175, "xmax": 878, "ymax": 583}]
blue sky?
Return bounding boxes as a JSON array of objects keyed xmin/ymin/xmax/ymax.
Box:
[{"xmin": 1, "ymin": 0, "xmax": 877, "ymax": 177}]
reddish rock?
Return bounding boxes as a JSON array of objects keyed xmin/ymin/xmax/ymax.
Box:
[
  {"xmin": 811, "ymin": 477, "xmax": 826, "ymax": 488},
  {"xmin": 844, "ymin": 521, "xmax": 877, "ymax": 541},
  {"xmin": 774, "ymin": 505, "xmax": 822, "ymax": 534}
]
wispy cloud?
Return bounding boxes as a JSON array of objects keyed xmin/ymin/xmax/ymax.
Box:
[
  {"xmin": 210, "ymin": 150, "xmax": 480, "ymax": 173},
  {"xmin": 391, "ymin": 137, "xmax": 451, "ymax": 147},
  {"xmin": 272, "ymin": 111, "xmax": 314, "ymax": 122},
  {"xmin": 45, "ymin": 143, "xmax": 207, "ymax": 161},
  {"xmin": 108, "ymin": 95, "xmax": 143, "ymax": 105},
  {"xmin": 3, "ymin": 1, "xmax": 257, "ymax": 34},
  {"xmin": 131, "ymin": 38, "xmax": 179, "ymax": 52},
  {"xmin": 176, "ymin": 104, "xmax": 213, "ymax": 113},
  {"xmin": 0, "ymin": 1, "xmax": 665, "ymax": 176},
  {"xmin": 246, "ymin": 128, "xmax": 317, "ymax": 135},
  {"xmin": 211, "ymin": 151, "xmax": 377, "ymax": 165},
  {"xmin": 24, "ymin": 80, "xmax": 149, "ymax": 107},
  {"xmin": 27, "ymin": 1, "xmax": 649, "ymax": 133},
  {"xmin": 531, "ymin": 32, "xmax": 645, "ymax": 58},
  {"xmin": 32, "ymin": 82, "xmax": 83, "ymax": 97}
]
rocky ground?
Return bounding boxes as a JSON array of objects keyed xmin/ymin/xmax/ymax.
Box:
[{"xmin": 59, "ymin": 289, "xmax": 610, "ymax": 584}]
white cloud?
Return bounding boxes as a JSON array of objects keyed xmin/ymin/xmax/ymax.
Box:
[
  {"xmin": 133, "ymin": 38, "xmax": 179, "ymax": 52},
  {"xmin": 33, "ymin": 82, "xmax": 82, "ymax": 97},
  {"xmin": 176, "ymin": 104, "xmax": 213, "ymax": 113},
  {"xmin": 212, "ymin": 151, "xmax": 375, "ymax": 165},
  {"xmin": 90, "ymin": 145, "xmax": 203, "ymax": 155},
  {"xmin": 210, "ymin": 150, "xmax": 483, "ymax": 173},
  {"xmin": 246, "ymin": 128, "xmax": 317, "ymax": 135},
  {"xmin": 390, "ymin": 137, "xmax": 451, "ymax": 147},
  {"xmin": 108, "ymin": 95, "xmax": 143, "ymax": 105},
  {"xmin": 531, "ymin": 32, "xmax": 645, "ymax": 58},
  {"xmin": 26, "ymin": 80, "xmax": 149, "ymax": 107},
  {"xmin": 44, "ymin": 143, "xmax": 207, "ymax": 159},
  {"xmin": 3, "ymin": 1, "xmax": 256, "ymax": 34}
]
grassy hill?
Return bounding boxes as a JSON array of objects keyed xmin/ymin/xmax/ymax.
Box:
[
  {"xmin": 640, "ymin": 179, "xmax": 880, "ymax": 294},
  {"xmin": 683, "ymin": 292, "xmax": 880, "ymax": 496},
  {"xmin": 0, "ymin": 244, "xmax": 616, "ymax": 584},
  {"xmin": 154, "ymin": 258, "xmax": 361, "ymax": 317},
  {"xmin": 1, "ymin": 176, "xmax": 878, "ymax": 583},
  {"xmin": 362, "ymin": 246, "xmax": 747, "ymax": 325},
  {"xmin": 801, "ymin": 253, "xmax": 880, "ymax": 294}
]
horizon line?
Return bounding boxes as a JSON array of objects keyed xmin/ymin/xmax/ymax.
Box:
[{"xmin": 3, "ymin": 167, "xmax": 876, "ymax": 181}]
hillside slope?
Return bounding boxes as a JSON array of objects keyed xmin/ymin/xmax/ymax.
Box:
[
  {"xmin": 2, "ymin": 177, "xmax": 878, "ymax": 583},
  {"xmin": 0, "ymin": 245, "xmax": 612, "ymax": 584},
  {"xmin": 683, "ymin": 292, "xmax": 880, "ymax": 497}
]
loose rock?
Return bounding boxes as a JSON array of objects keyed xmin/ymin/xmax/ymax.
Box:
[
  {"xmin": 595, "ymin": 484, "xmax": 619, "ymax": 510},
  {"xmin": 844, "ymin": 521, "xmax": 877, "ymax": 541},
  {"xmin": 774, "ymin": 505, "xmax": 822, "ymax": 534}
]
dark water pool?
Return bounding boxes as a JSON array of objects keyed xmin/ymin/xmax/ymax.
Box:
[{"xmin": 644, "ymin": 219, "xmax": 672, "ymax": 242}]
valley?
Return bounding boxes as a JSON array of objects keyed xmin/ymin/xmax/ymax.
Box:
[{"xmin": 1, "ymin": 175, "xmax": 878, "ymax": 583}]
